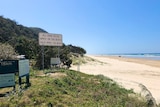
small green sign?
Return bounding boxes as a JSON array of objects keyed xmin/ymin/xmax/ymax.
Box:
[
  {"xmin": 19, "ymin": 59, "xmax": 29, "ymax": 77},
  {"xmin": 0, "ymin": 73, "xmax": 15, "ymax": 88}
]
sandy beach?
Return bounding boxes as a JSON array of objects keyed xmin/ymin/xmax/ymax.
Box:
[{"xmin": 71, "ymin": 55, "xmax": 160, "ymax": 104}]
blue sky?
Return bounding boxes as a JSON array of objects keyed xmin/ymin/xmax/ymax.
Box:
[{"xmin": 0, "ymin": 0, "xmax": 160, "ymax": 54}]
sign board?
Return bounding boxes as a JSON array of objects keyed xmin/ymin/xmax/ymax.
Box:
[
  {"xmin": 0, "ymin": 73, "xmax": 15, "ymax": 88},
  {"xmin": 39, "ymin": 33, "xmax": 63, "ymax": 46},
  {"xmin": 51, "ymin": 58, "xmax": 61, "ymax": 65},
  {"xmin": 19, "ymin": 59, "xmax": 29, "ymax": 77},
  {"xmin": 0, "ymin": 60, "xmax": 18, "ymax": 74}
]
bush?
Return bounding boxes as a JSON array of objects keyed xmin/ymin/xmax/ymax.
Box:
[{"xmin": 0, "ymin": 43, "xmax": 17, "ymax": 59}]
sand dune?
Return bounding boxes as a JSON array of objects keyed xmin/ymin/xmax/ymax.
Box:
[{"xmin": 70, "ymin": 55, "xmax": 160, "ymax": 104}]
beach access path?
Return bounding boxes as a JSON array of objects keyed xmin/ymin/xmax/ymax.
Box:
[{"xmin": 70, "ymin": 55, "xmax": 160, "ymax": 104}]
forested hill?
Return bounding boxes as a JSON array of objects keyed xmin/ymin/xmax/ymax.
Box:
[
  {"xmin": 0, "ymin": 16, "xmax": 46, "ymax": 42},
  {"xmin": 0, "ymin": 16, "xmax": 86, "ymax": 69}
]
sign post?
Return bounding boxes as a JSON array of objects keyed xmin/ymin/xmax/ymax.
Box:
[
  {"xmin": 41, "ymin": 46, "xmax": 44, "ymax": 70},
  {"xmin": 39, "ymin": 33, "xmax": 63, "ymax": 70}
]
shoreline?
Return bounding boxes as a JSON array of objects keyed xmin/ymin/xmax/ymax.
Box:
[
  {"xmin": 98, "ymin": 55, "xmax": 160, "ymax": 68},
  {"xmin": 71, "ymin": 55, "xmax": 160, "ymax": 104}
]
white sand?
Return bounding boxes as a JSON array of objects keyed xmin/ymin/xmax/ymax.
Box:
[{"xmin": 70, "ymin": 55, "xmax": 160, "ymax": 104}]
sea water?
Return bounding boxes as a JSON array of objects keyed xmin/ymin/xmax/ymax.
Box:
[{"xmin": 108, "ymin": 53, "xmax": 160, "ymax": 60}]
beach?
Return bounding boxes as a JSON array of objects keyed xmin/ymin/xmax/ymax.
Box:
[{"xmin": 70, "ymin": 55, "xmax": 160, "ymax": 104}]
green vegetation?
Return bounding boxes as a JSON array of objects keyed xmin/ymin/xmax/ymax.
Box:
[
  {"xmin": 71, "ymin": 55, "xmax": 105, "ymax": 65},
  {"xmin": 0, "ymin": 69, "xmax": 148, "ymax": 107},
  {"xmin": 0, "ymin": 43, "xmax": 17, "ymax": 59},
  {"xmin": 0, "ymin": 16, "xmax": 86, "ymax": 69}
]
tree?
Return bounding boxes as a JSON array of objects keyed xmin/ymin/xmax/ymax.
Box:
[
  {"xmin": 35, "ymin": 44, "xmax": 73, "ymax": 69},
  {"xmin": 68, "ymin": 44, "xmax": 86, "ymax": 55},
  {"xmin": 14, "ymin": 36, "xmax": 40, "ymax": 59},
  {"xmin": 0, "ymin": 43, "xmax": 18, "ymax": 59}
]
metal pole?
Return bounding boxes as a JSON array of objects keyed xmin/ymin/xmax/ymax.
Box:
[
  {"xmin": 57, "ymin": 46, "xmax": 60, "ymax": 69},
  {"xmin": 42, "ymin": 46, "xmax": 44, "ymax": 70},
  {"xmin": 78, "ymin": 61, "xmax": 80, "ymax": 71},
  {"xmin": 58, "ymin": 47, "xmax": 60, "ymax": 58},
  {"xmin": 78, "ymin": 55, "xmax": 80, "ymax": 71}
]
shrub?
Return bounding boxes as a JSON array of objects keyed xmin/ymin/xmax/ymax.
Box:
[{"xmin": 0, "ymin": 43, "xmax": 17, "ymax": 59}]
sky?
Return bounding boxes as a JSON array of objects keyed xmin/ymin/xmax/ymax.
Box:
[{"xmin": 0, "ymin": 0, "xmax": 160, "ymax": 54}]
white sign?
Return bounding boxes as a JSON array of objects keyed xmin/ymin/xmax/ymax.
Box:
[
  {"xmin": 39, "ymin": 33, "xmax": 63, "ymax": 46},
  {"xmin": 0, "ymin": 73, "xmax": 15, "ymax": 88},
  {"xmin": 19, "ymin": 60, "xmax": 29, "ymax": 77},
  {"xmin": 51, "ymin": 58, "xmax": 61, "ymax": 65}
]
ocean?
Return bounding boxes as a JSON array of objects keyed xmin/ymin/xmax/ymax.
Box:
[{"xmin": 108, "ymin": 53, "xmax": 160, "ymax": 60}]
